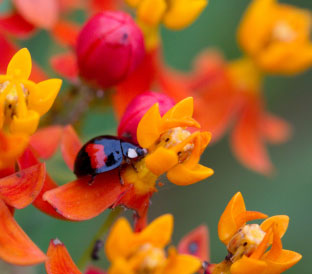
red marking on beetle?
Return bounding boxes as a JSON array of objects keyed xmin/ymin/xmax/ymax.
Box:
[{"xmin": 85, "ymin": 144, "xmax": 108, "ymax": 169}]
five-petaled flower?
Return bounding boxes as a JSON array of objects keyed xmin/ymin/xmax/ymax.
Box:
[
  {"xmin": 45, "ymin": 214, "xmax": 202, "ymax": 274},
  {"xmin": 43, "ymin": 97, "xmax": 213, "ymax": 229},
  {"xmin": 238, "ymin": 0, "xmax": 312, "ymax": 74},
  {"xmin": 212, "ymin": 192, "xmax": 302, "ymax": 274}
]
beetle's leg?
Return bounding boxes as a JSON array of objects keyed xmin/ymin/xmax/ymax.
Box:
[
  {"xmin": 91, "ymin": 240, "xmax": 104, "ymax": 260},
  {"xmin": 118, "ymin": 166, "xmax": 124, "ymax": 185}
]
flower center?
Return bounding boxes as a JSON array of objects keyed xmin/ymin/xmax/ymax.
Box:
[
  {"xmin": 227, "ymin": 224, "xmax": 266, "ymax": 262},
  {"xmin": 272, "ymin": 21, "xmax": 296, "ymax": 43},
  {"xmin": 129, "ymin": 243, "xmax": 166, "ymax": 274}
]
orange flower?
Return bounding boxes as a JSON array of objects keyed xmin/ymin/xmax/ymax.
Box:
[
  {"xmin": 213, "ymin": 192, "xmax": 302, "ymax": 274},
  {"xmin": 238, "ymin": 0, "xmax": 312, "ymax": 74},
  {"xmin": 45, "ymin": 215, "xmax": 201, "ymax": 274},
  {"xmin": 43, "ymin": 98, "xmax": 213, "ymax": 230}
]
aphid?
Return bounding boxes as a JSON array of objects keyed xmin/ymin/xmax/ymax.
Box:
[{"xmin": 74, "ymin": 135, "xmax": 147, "ymax": 180}]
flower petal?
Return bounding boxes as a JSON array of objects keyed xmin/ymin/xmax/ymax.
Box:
[
  {"xmin": 162, "ymin": 97, "xmax": 194, "ymax": 121},
  {"xmin": 0, "ymin": 200, "xmax": 46, "ymax": 265},
  {"xmin": 30, "ymin": 126, "xmax": 63, "ymax": 159},
  {"xmin": 43, "ymin": 171, "xmax": 127, "ymax": 220},
  {"xmin": 178, "ymin": 225, "xmax": 210, "ymax": 261},
  {"xmin": 260, "ymin": 215, "xmax": 289, "ymax": 242},
  {"xmin": 7, "ymin": 48, "xmax": 32, "ymax": 80},
  {"xmin": 137, "ymin": 0, "xmax": 167, "ymax": 26},
  {"xmin": 13, "ymin": 0, "xmax": 59, "ymax": 29},
  {"xmin": 218, "ymin": 192, "xmax": 246, "ymax": 245},
  {"xmin": 46, "ymin": 239, "xmax": 82, "ymax": 274},
  {"xmin": 230, "ymin": 255, "xmax": 267, "ymax": 274},
  {"xmin": 0, "ymin": 163, "xmax": 45, "ymax": 209},
  {"xmin": 10, "ymin": 110, "xmax": 40, "ymax": 135},
  {"xmin": 51, "ymin": 20, "xmax": 80, "ymax": 47},
  {"xmin": 50, "ymin": 52, "xmax": 79, "ymax": 81},
  {"xmin": 28, "ymin": 78, "xmax": 62, "ymax": 116},
  {"xmin": 61, "ymin": 125, "xmax": 82, "ymax": 171}
]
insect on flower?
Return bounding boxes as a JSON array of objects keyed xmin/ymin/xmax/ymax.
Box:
[{"xmin": 74, "ymin": 135, "xmax": 147, "ymax": 181}]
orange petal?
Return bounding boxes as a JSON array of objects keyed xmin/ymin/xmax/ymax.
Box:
[
  {"xmin": 51, "ymin": 20, "xmax": 80, "ymax": 47},
  {"xmin": 61, "ymin": 125, "xmax": 82, "ymax": 171},
  {"xmin": 0, "ymin": 200, "xmax": 46, "ymax": 265},
  {"xmin": 46, "ymin": 239, "xmax": 81, "ymax": 274},
  {"xmin": 178, "ymin": 225, "xmax": 210, "ymax": 262},
  {"xmin": 262, "ymin": 249, "xmax": 302, "ymax": 274},
  {"xmin": 18, "ymin": 148, "xmax": 66, "ymax": 219},
  {"xmin": 218, "ymin": 192, "xmax": 246, "ymax": 245},
  {"xmin": 0, "ymin": 163, "xmax": 45, "ymax": 209},
  {"xmin": 30, "ymin": 126, "xmax": 63, "ymax": 159},
  {"xmin": 260, "ymin": 113, "xmax": 292, "ymax": 144},
  {"xmin": 230, "ymin": 255, "xmax": 267, "ymax": 274},
  {"xmin": 13, "ymin": 0, "xmax": 59, "ymax": 29},
  {"xmin": 260, "ymin": 215, "xmax": 289, "ymax": 242},
  {"xmin": 235, "ymin": 211, "xmax": 268, "ymax": 226},
  {"xmin": 43, "ymin": 171, "xmax": 126, "ymax": 220},
  {"xmin": 231, "ymin": 100, "xmax": 273, "ymax": 175},
  {"xmin": 162, "ymin": 97, "xmax": 194, "ymax": 120},
  {"xmin": 50, "ymin": 52, "xmax": 79, "ymax": 81}
]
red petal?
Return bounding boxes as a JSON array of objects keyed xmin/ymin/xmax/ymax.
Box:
[
  {"xmin": 231, "ymin": 97, "xmax": 273, "ymax": 175},
  {"xmin": 113, "ymin": 49, "xmax": 158, "ymax": 118},
  {"xmin": 88, "ymin": 0, "xmax": 122, "ymax": 14},
  {"xmin": 18, "ymin": 148, "xmax": 66, "ymax": 219},
  {"xmin": 43, "ymin": 171, "xmax": 127, "ymax": 220},
  {"xmin": 46, "ymin": 239, "xmax": 81, "ymax": 274},
  {"xmin": 51, "ymin": 20, "xmax": 80, "ymax": 47},
  {"xmin": 0, "ymin": 12, "xmax": 35, "ymax": 38},
  {"xmin": 178, "ymin": 225, "xmax": 210, "ymax": 262},
  {"xmin": 0, "ymin": 163, "xmax": 45, "ymax": 209},
  {"xmin": 260, "ymin": 113, "xmax": 292, "ymax": 144},
  {"xmin": 85, "ymin": 266, "xmax": 107, "ymax": 274},
  {"xmin": 0, "ymin": 200, "xmax": 46, "ymax": 265},
  {"xmin": 13, "ymin": 0, "xmax": 59, "ymax": 29},
  {"xmin": 30, "ymin": 126, "xmax": 63, "ymax": 159},
  {"xmin": 50, "ymin": 52, "xmax": 79, "ymax": 81},
  {"xmin": 61, "ymin": 125, "xmax": 82, "ymax": 171},
  {"xmin": 30, "ymin": 62, "xmax": 48, "ymax": 82},
  {"xmin": 0, "ymin": 166, "xmax": 15, "ymax": 178},
  {"xmin": 0, "ymin": 33, "xmax": 16, "ymax": 73}
]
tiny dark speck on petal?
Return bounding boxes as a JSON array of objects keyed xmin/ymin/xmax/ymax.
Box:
[
  {"xmin": 16, "ymin": 173, "xmax": 21, "ymax": 178},
  {"xmin": 188, "ymin": 241, "xmax": 199, "ymax": 254},
  {"xmin": 121, "ymin": 33, "xmax": 129, "ymax": 44}
]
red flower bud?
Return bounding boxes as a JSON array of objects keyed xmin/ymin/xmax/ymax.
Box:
[
  {"xmin": 76, "ymin": 11, "xmax": 145, "ymax": 89},
  {"xmin": 118, "ymin": 91, "xmax": 175, "ymax": 144}
]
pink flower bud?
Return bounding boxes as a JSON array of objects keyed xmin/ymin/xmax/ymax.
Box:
[
  {"xmin": 76, "ymin": 11, "xmax": 145, "ymax": 89},
  {"xmin": 118, "ymin": 91, "xmax": 175, "ymax": 144}
]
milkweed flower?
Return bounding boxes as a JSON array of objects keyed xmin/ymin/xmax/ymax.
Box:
[
  {"xmin": 0, "ymin": 48, "xmax": 62, "ymax": 135},
  {"xmin": 212, "ymin": 192, "xmax": 302, "ymax": 274},
  {"xmin": 238, "ymin": 0, "xmax": 312, "ymax": 74},
  {"xmin": 43, "ymin": 97, "xmax": 213, "ymax": 229},
  {"xmin": 76, "ymin": 11, "xmax": 145, "ymax": 89},
  {"xmin": 45, "ymin": 215, "xmax": 202, "ymax": 274}
]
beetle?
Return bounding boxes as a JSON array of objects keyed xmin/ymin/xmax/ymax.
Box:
[{"xmin": 74, "ymin": 135, "xmax": 147, "ymax": 180}]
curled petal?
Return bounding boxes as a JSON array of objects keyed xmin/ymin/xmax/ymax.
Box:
[
  {"xmin": 178, "ymin": 225, "xmax": 210, "ymax": 261},
  {"xmin": 0, "ymin": 200, "xmax": 46, "ymax": 265},
  {"xmin": 61, "ymin": 125, "xmax": 82, "ymax": 171},
  {"xmin": 30, "ymin": 126, "xmax": 63, "ymax": 159},
  {"xmin": 28, "ymin": 78, "xmax": 62, "ymax": 116},
  {"xmin": 163, "ymin": 0, "xmax": 208, "ymax": 30},
  {"xmin": 43, "ymin": 171, "xmax": 127, "ymax": 220},
  {"xmin": 0, "ymin": 163, "xmax": 45, "ymax": 209},
  {"xmin": 230, "ymin": 255, "xmax": 267, "ymax": 274},
  {"xmin": 10, "ymin": 110, "xmax": 40, "ymax": 135},
  {"xmin": 260, "ymin": 215, "xmax": 289, "ymax": 242},
  {"xmin": 7, "ymin": 48, "xmax": 32, "ymax": 80},
  {"xmin": 218, "ymin": 192, "xmax": 246, "ymax": 245},
  {"xmin": 162, "ymin": 97, "xmax": 194, "ymax": 120},
  {"xmin": 46, "ymin": 239, "xmax": 81, "ymax": 274}
]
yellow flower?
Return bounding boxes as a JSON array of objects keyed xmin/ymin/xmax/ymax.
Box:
[
  {"xmin": 106, "ymin": 214, "xmax": 201, "ymax": 274},
  {"xmin": 212, "ymin": 192, "xmax": 302, "ymax": 274},
  {"xmin": 238, "ymin": 0, "xmax": 312, "ymax": 74},
  {"xmin": 0, "ymin": 48, "xmax": 62, "ymax": 135},
  {"xmin": 126, "ymin": 0, "xmax": 208, "ymax": 49},
  {"xmin": 122, "ymin": 97, "xmax": 214, "ymax": 195}
]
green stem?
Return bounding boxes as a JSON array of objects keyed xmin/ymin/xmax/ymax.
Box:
[{"xmin": 77, "ymin": 207, "xmax": 123, "ymax": 270}]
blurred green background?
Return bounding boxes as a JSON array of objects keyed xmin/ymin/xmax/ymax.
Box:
[{"xmin": 1, "ymin": 0, "xmax": 312, "ymax": 273}]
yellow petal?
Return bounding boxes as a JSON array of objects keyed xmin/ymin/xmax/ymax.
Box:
[
  {"xmin": 105, "ymin": 217, "xmax": 135, "ymax": 261},
  {"xmin": 145, "ymin": 147, "xmax": 179, "ymax": 176},
  {"xmin": 28, "ymin": 79, "xmax": 62, "ymax": 115},
  {"xmin": 109, "ymin": 258, "xmax": 135, "ymax": 274},
  {"xmin": 137, "ymin": 214, "xmax": 173, "ymax": 248},
  {"xmin": 137, "ymin": 103, "xmax": 162, "ymax": 148},
  {"xmin": 163, "ymin": 0, "xmax": 208, "ymax": 30},
  {"xmin": 167, "ymin": 163, "xmax": 213, "ymax": 186},
  {"xmin": 218, "ymin": 192, "xmax": 246, "ymax": 245},
  {"xmin": 262, "ymin": 249, "xmax": 302, "ymax": 274},
  {"xmin": 162, "ymin": 97, "xmax": 194, "ymax": 120},
  {"xmin": 126, "ymin": 0, "xmax": 142, "ymax": 8},
  {"xmin": 10, "ymin": 110, "xmax": 40, "ymax": 135},
  {"xmin": 137, "ymin": 0, "xmax": 167, "ymax": 26},
  {"xmin": 260, "ymin": 215, "xmax": 289, "ymax": 243},
  {"xmin": 230, "ymin": 255, "xmax": 267, "ymax": 274},
  {"xmin": 7, "ymin": 48, "xmax": 32, "ymax": 80}
]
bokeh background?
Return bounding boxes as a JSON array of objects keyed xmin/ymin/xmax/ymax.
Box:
[{"xmin": 1, "ymin": 0, "xmax": 312, "ymax": 273}]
